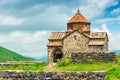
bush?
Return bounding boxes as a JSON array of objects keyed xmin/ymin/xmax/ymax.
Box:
[
  {"xmin": 56, "ymin": 56, "xmax": 71, "ymax": 67},
  {"xmin": 116, "ymin": 55, "xmax": 120, "ymax": 65},
  {"xmin": 32, "ymin": 62, "xmax": 46, "ymax": 67},
  {"xmin": 106, "ymin": 67, "xmax": 120, "ymax": 80}
]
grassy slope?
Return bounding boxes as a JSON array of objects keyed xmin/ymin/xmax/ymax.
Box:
[{"xmin": 0, "ymin": 46, "xmax": 32, "ymax": 62}]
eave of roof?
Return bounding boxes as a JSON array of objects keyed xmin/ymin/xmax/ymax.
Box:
[
  {"xmin": 47, "ymin": 41, "xmax": 62, "ymax": 47},
  {"xmin": 88, "ymin": 40, "xmax": 105, "ymax": 46},
  {"xmin": 48, "ymin": 32, "xmax": 66, "ymax": 40},
  {"xmin": 90, "ymin": 32, "xmax": 107, "ymax": 39}
]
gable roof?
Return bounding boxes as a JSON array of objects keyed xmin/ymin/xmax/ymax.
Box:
[
  {"xmin": 48, "ymin": 31, "xmax": 108, "ymax": 41},
  {"xmin": 48, "ymin": 32, "xmax": 66, "ymax": 40},
  {"xmin": 67, "ymin": 9, "xmax": 90, "ymax": 24},
  {"xmin": 62, "ymin": 30, "xmax": 90, "ymax": 40},
  {"xmin": 90, "ymin": 32, "xmax": 107, "ymax": 39}
]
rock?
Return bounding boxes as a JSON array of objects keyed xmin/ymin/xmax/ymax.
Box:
[
  {"xmin": 82, "ymin": 72, "xmax": 87, "ymax": 77},
  {"xmin": 71, "ymin": 72, "xmax": 77, "ymax": 76},
  {"xmin": 73, "ymin": 76, "xmax": 79, "ymax": 80},
  {"xmin": 45, "ymin": 77, "xmax": 52, "ymax": 80},
  {"xmin": 52, "ymin": 74, "xmax": 60, "ymax": 80},
  {"xmin": 87, "ymin": 72, "xmax": 94, "ymax": 76},
  {"xmin": 30, "ymin": 73, "xmax": 36, "ymax": 78},
  {"xmin": 46, "ymin": 72, "xmax": 52, "ymax": 77},
  {"xmin": 0, "ymin": 71, "xmax": 6, "ymax": 77},
  {"xmin": 39, "ymin": 72, "xmax": 46, "ymax": 79},
  {"xmin": 96, "ymin": 72, "xmax": 105, "ymax": 77},
  {"xmin": 87, "ymin": 77, "xmax": 94, "ymax": 80},
  {"xmin": 59, "ymin": 76, "xmax": 64, "ymax": 80},
  {"xmin": 77, "ymin": 72, "xmax": 83, "ymax": 77}
]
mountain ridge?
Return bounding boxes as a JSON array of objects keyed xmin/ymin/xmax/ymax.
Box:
[{"xmin": 0, "ymin": 46, "xmax": 33, "ymax": 62}]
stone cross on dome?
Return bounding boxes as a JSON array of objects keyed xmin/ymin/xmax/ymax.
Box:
[
  {"xmin": 77, "ymin": 9, "xmax": 80, "ymax": 13},
  {"xmin": 76, "ymin": 9, "xmax": 80, "ymax": 20}
]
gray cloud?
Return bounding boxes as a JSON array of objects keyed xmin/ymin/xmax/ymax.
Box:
[
  {"xmin": 0, "ymin": 0, "xmax": 119, "ymax": 32},
  {"xmin": 0, "ymin": 0, "xmax": 119, "ymax": 59},
  {"xmin": 0, "ymin": 31, "xmax": 50, "ymax": 58}
]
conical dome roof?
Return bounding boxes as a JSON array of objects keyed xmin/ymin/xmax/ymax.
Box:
[{"xmin": 67, "ymin": 9, "xmax": 90, "ymax": 24}]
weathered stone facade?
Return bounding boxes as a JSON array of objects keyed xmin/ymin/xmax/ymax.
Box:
[
  {"xmin": 71, "ymin": 52, "xmax": 116, "ymax": 63},
  {"xmin": 47, "ymin": 10, "xmax": 109, "ymax": 64},
  {"xmin": 0, "ymin": 71, "xmax": 106, "ymax": 80}
]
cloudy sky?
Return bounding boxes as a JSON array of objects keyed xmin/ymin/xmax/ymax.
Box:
[{"xmin": 0, "ymin": 0, "xmax": 120, "ymax": 58}]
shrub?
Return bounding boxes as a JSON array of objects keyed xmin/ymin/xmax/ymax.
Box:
[
  {"xmin": 32, "ymin": 62, "xmax": 46, "ymax": 67},
  {"xmin": 56, "ymin": 56, "xmax": 71, "ymax": 67},
  {"xmin": 116, "ymin": 55, "xmax": 120, "ymax": 65},
  {"xmin": 106, "ymin": 67, "xmax": 120, "ymax": 80}
]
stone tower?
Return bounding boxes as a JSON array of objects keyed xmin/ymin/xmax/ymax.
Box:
[{"xmin": 67, "ymin": 9, "xmax": 90, "ymax": 34}]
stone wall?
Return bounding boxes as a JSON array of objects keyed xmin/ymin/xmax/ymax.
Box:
[
  {"xmin": 71, "ymin": 52, "xmax": 116, "ymax": 63},
  {"xmin": 0, "ymin": 71, "xmax": 105, "ymax": 80},
  {"xmin": 0, "ymin": 63, "xmax": 32, "ymax": 67},
  {"xmin": 63, "ymin": 31, "xmax": 90, "ymax": 56},
  {"xmin": 67, "ymin": 22, "xmax": 90, "ymax": 33}
]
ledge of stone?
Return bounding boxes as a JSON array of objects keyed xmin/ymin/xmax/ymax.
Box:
[
  {"xmin": 0, "ymin": 71, "xmax": 105, "ymax": 80},
  {"xmin": 71, "ymin": 52, "xmax": 116, "ymax": 63}
]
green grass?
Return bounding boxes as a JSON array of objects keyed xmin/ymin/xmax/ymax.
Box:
[
  {"xmin": 0, "ymin": 50, "xmax": 120, "ymax": 79},
  {"xmin": 54, "ymin": 56, "xmax": 120, "ymax": 80},
  {"xmin": 106, "ymin": 67, "xmax": 120, "ymax": 80},
  {"xmin": 0, "ymin": 62, "xmax": 47, "ymax": 71},
  {"xmin": 0, "ymin": 46, "xmax": 33, "ymax": 62},
  {"xmin": 54, "ymin": 56, "xmax": 117, "ymax": 71},
  {"xmin": 55, "ymin": 62, "xmax": 116, "ymax": 71},
  {"xmin": 105, "ymin": 56, "xmax": 120, "ymax": 80}
]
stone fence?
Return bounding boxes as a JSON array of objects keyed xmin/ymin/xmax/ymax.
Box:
[
  {"xmin": 0, "ymin": 63, "xmax": 33, "ymax": 67},
  {"xmin": 71, "ymin": 52, "xmax": 116, "ymax": 63},
  {"xmin": 0, "ymin": 71, "xmax": 105, "ymax": 80}
]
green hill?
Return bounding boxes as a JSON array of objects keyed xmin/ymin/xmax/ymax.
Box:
[{"xmin": 0, "ymin": 46, "xmax": 33, "ymax": 62}]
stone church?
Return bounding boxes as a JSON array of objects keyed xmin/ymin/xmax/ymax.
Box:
[{"xmin": 47, "ymin": 10, "xmax": 108, "ymax": 64}]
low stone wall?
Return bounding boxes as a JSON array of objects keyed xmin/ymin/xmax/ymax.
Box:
[
  {"xmin": 0, "ymin": 63, "xmax": 33, "ymax": 67},
  {"xmin": 71, "ymin": 52, "xmax": 116, "ymax": 63},
  {"xmin": 0, "ymin": 71, "xmax": 105, "ymax": 80}
]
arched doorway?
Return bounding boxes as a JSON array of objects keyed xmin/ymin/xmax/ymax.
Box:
[{"xmin": 53, "ymin": 49, "xmax": 63, "ymax": 63}]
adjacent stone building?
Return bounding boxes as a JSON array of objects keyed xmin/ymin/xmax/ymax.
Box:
[{"xmin": 47, "ymin": 10, "xmax": 108, "ymax": 64}]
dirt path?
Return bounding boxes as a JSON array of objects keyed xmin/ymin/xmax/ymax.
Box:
[{"xmin": 44, "ymin": 63, "xmax": 57, "ymax": 71}]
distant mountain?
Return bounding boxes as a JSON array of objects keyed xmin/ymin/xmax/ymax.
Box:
[
  {"xmin": 0, "ymin": 46, "xmax": 33, "ymax": 62},
  {"xmin": 115, "ymin": 50, "xmax": 120, "ymax": 55},
  {"xmin": 31, "ymin": 56, "xmax": 48, "ymax": 63}
]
